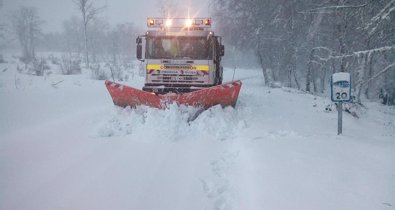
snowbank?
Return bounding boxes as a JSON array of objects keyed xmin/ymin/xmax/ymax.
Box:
[{"xmin": 0, "ymin": 58, "xmax": 394, "ymax": 210}]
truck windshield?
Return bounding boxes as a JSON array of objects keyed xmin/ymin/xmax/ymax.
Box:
[{"xmin": 146, "ymin": 37, "xmax": 212, "ymax": 60}]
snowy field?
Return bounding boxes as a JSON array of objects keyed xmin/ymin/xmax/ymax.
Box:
[{"xmin": 0, "ymin": 56, "xmax": 394, "ymax": 210}]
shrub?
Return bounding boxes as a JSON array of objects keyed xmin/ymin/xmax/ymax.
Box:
[
  {"xmin": 91, "ymin": 63, "xmax": 108, "ymax": 80},
  {"xmin": 30, "ymin": 58, "xmax": 50, "ymax": 76},
  {"xmin": 60, "ymin": 54, "xmax": 81, "ymax": 75}
]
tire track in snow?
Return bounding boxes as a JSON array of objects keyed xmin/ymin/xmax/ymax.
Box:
[{"xmin": 201, "ymin": 149, "xmax": 240, "ymax": 210}]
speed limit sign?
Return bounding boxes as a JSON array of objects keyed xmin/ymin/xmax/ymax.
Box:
[
  {"xmin": 331, "ymin": 72, "xmax": 351, "ymax": 102},
  {"xmin": 331, "ymin": 72, "xmax": 351, "ymax": 135}
]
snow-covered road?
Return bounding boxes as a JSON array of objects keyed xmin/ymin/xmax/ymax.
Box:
[{"xmin": 1, "ymin": 63, "xmax": 394, "ymax": 210}]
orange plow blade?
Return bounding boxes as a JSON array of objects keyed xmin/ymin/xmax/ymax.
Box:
[{"xmin": 105, "ymin": 80, "xmax": 242, "ymax": 109}]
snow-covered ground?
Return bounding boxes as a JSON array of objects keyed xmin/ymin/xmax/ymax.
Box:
[{"xmin": 0, "ymin": 56, "xmax": 394, "ymax": 210}]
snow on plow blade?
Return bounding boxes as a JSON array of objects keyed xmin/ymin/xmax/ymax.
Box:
[{"xmin": 105, "ymin": 80, "xmax": 242, "ymax": 109}]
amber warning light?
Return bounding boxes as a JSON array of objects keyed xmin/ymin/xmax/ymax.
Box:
[{"xmin": 148, "ymin": 19, "xmax": 155, "ymax": 26}]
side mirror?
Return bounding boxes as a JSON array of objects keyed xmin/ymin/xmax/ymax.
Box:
[
  {"xmin": 136, "ymin": 37, "xmax": 143, "ymax": 60},
  {"xmin": 136, "ymin": 37, "xmax": 142, "ymax": 44},
  {"xmin": 136, "ymin": 45, "xmax": 142, "ymax": 60},
  {"xmin": 219, "ymin": 45, "xmax": 225, "ymax": 57}
]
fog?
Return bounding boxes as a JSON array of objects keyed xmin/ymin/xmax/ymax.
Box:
[
  {"xmin": 1, "ymin": 0, "xmax": 394, "ymax": 104},
  {"xmin": 1, "ymin": 0, "xmax": 211, "ymax": 32}
]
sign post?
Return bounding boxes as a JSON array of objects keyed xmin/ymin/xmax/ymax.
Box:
[
  {"xmin": 331, "ymin": 73, "xmax": 351, "ymax": 135},
  {"xmin": 337, "ymin": 102, "xmax": 342, "ymax": 135}
]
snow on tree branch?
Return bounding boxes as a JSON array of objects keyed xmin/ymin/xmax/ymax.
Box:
[
  {"xmin": 299, "ymin": 3, "xmax": 368, "ymax": 14},
  {"xmin": 358, "ymin": 62, "xmax": 395, "ymax": 86},
  {"xmin": 313, "ymin": 45, "xmax": 395, "ymax": 62},
  {"xmin": 365, "ymin": 0, "xmax": 395, "ymax": 35}
]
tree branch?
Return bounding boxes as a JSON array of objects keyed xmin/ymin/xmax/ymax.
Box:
[
  {"xmin": 365, "ymin": 0, "xmax": 395, "ymax": 35},
  {"xmin": 299, "ymin": 3, "xmax": 368, "ymax": 14},
  {"xmin": 313, "ymin": 45, "xmax": 395, "ymax": 62},
  {"xmin": 358, "ymin": 63, "xmax": 395, "ymax": 86},
  {"xmin": 86, "ymin": 5, "xmax": 105, "ymax": 23}
]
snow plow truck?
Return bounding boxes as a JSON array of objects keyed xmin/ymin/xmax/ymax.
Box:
[{"xmin": 105, "ymin": 17, "xmax": 242, "ymax": 109}]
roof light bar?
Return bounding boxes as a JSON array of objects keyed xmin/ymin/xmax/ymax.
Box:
[{"xmin": 147, "ymin": 18, "xmax": 212, "ymax": 28}]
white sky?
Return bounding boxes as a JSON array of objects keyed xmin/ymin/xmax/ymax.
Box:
[{"xmin": 1, "ymin": 0, "xmax": 211, "ymax": 33}]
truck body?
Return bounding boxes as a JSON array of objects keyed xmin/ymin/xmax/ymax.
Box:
[
  {"xmin": 104, "ymin": 18, "xmax": 242, "ymax": 110},
  {"xmin": 136, "ymin": 18, "xmax": 224, "ymax": 94}
]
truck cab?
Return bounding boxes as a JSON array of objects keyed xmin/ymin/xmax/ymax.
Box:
[{"xmin": 136, "ymin": 18, "xmax": 225, "ymax": 94}]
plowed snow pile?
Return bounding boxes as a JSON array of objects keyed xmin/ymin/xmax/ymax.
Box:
[{"xmin": 1, "ymin": 59, "xmax": 394, "ymax": 210}]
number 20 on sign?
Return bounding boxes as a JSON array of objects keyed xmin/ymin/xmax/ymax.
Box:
[{"xmin": 331, "ymin": 72, "xmax": 351, "ymax": 102}]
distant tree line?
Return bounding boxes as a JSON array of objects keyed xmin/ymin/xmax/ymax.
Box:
[
  {"xmin": 4, "ymin": 0, "xmax": 138, "ymax": 79},
  {"xmin": 213, "ymin": 0, "xmax": 395, "ymax": 105}
]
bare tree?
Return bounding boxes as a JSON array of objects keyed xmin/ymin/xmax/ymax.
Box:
[
  {"xmin": 0, "ymin": 26, "xmax": 4, "ymax": 40},
  {"xmin": 0, "ymin": 1, "xmax": 6, "ymax": 63},
  {"xmin": 214, "ymin": 0, "xmax": 395, "ymax": 104},
  {"xmin": 0, "ymin": 0, "xmax": 5, "ymax": 43},
  {"xmin": 72, "ymin": 0, "xmax": 104, "ymax": 68},
  {"xmin": 87, "ymin": 18, "xmax": 109, "ymax": 63},
  {"xmin": 62, "ymin": 16, "xmax": 83, "ymax": 55},
  {"xmin": 0, "ymin": 9, "xmax": 4, "ymax": 40},
  {"xmin": 11, "ymin": 6, "xmax": 43, "ymax": 63},
  {"xmin": 107, "ymin": 23, "xmax": 136, "ymax": 64}
]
